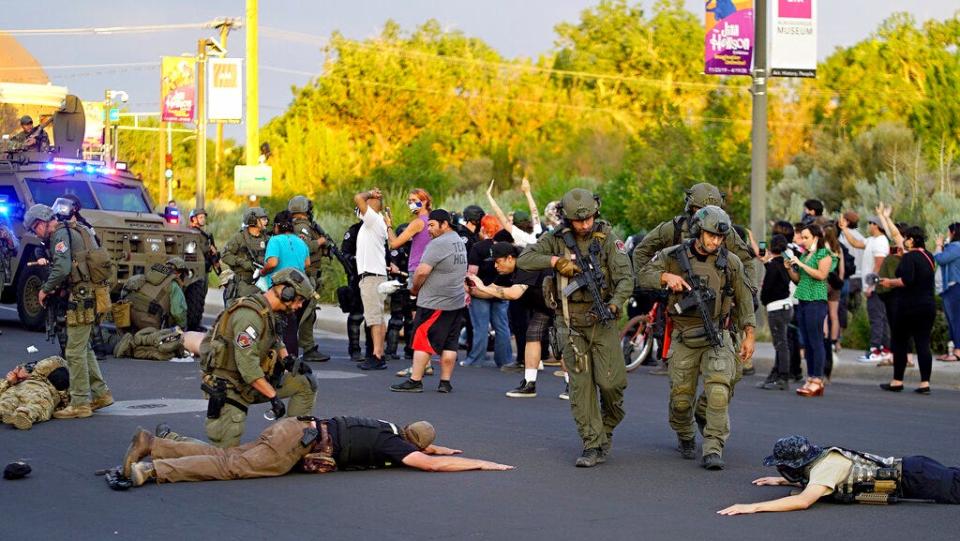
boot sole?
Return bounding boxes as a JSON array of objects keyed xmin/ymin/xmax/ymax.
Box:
[
  {"xmin": 505, "ymin": 392, "xmax": 537, "ymax": 398},
  {"xmin": 12, "ymin": 413, "xmax": 33, "ymax": 430},
  {"xmin": 390, "ymin": 387, "xmax": 423, "ymax": 393}
]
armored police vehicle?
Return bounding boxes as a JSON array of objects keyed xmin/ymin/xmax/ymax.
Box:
[{"xmin": 0, "ymin": 95, "xmax": 205, "ymax": 330}]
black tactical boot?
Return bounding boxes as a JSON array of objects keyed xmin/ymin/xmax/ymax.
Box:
[
  {"xmin": 575, "ymin": 448, "xmax": 603, "ymax": 468},
  {"xmin": 702, "ymin": 453, "xmax": 725, "ymax": 471},
  {"xmin": 677, "ymin": 438, "xmax": 696, "ymax": 460},
  {"xmin": 301, "ymin": 347, "xmax": 330, "ymax": 363}
]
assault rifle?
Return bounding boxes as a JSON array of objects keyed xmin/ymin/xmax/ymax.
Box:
[
  {"xmin": 672, "ymin": 242, "xmax": 723, "ymax": 349},
  {"xmin": 560, "ymin": 229, "xmax": 615, "ymax": 323}
]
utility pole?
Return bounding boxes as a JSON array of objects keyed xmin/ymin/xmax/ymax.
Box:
[
  {"xmin": 213, "ymin": 18, "xmax": 240, "ymax": 180},
  {"xmin": 749, "ymin": 0, "xmax": 768, "ymax": 241},
  {"xmin": 158, "ymin": 119, "xmax": 166, "ymax": 203},
  {"xmin": 196, "ymin": 39, "xmax": 209, "ymax": 211},
  {"xmin": 245, "ymin": 0, "xmax": 259, "ymax": 206}
]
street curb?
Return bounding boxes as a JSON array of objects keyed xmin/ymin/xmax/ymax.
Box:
[{"xmin": 204, "ymin": 288, "xmax": 347, "ymax": 336}]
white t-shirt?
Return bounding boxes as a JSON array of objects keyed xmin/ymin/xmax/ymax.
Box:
[
  {"xmin": 356, "ymin": 207, "xmax": 387, "ymax": 275},
  {"xmin": 510, "ymin": 223, "xmax": 543, "ymax": 247},
  {"xmin": 840, "ymin": 228, "xmax": 866, "ymax": 277},
  {"xmin": 861, "ymin": 234, "xmax": 890, "ymax": 288}
]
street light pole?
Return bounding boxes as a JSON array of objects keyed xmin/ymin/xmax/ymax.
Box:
[
  {"xmin": 245, "ymin": 0, "xmax": 259, "ymax": 174},
  {"xmin": 750, "ymin": 0, "xmax": 769, "ymax": 241}
]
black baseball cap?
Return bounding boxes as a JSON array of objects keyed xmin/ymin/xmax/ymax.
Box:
[
  {"xmin": 428, "ymin": 209, "xmax": 451, "ymax": 224},
  {"xmin": 491, "ymin": 242, "xmax": 518, "ymax": 259}
]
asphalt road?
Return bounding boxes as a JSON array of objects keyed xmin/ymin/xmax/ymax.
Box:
[{"xmin": 1, "ymin": 306, "xmax": 958, "ymax": 541}]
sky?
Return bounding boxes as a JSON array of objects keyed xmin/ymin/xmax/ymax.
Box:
[{"xmin": 2, "ymin": 0, "xmax": 958, "ymax": 143}]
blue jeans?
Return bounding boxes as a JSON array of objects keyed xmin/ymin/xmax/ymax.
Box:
[
  {"xmin": 465, "ymin": 298, "xmax": 511, "ymax": 366},
  {"xmin": 796, "ymin": 300, "xmax": 828, "ymax": 378},
  {"xmin": 941, "ymin": 285, "xmax": 960, "ymax": 351}
]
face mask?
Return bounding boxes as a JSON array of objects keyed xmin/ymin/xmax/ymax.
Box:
[{"xmin": 408, "ymin": 200, "xmax": 422, "ymax": 213}]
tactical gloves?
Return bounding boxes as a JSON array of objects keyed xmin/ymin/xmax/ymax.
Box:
[
  {"xmin": 553, "ymin": 257, "xmax": 581, "ymax": 278},
  {"xmin": 269, "ymin": 396, "xmax": 286, "ymax": 419}
]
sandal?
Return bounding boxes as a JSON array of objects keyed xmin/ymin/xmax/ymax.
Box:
[
  {"xmin": 876, "ymin": 359, "xmax": 894, "ymax": 367},
  {"xmin": 936, "ymin": 354, "xmax": 960, "ymax": 362}
]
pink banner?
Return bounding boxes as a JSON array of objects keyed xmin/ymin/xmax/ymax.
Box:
[
  {"xmin": 705, "ymin": 1, "xmax": 754, "ymax": 76},
  {"xmin": 779, "ymin": 0, "xmax": 812, "ymax": 19}
]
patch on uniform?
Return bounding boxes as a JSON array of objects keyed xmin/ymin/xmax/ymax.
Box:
[
  {"xmin": 244, "ymin": 325, "xmax": 258, "ymax": 340},
  {"xmin": 260, "ymin": 241, "xmax": 266, "ymax": 249},
  {"xmin": 390, "ymin": 250, "xmax": 398, "ymax": 257},
  {"xmin": 301, "ymin": 227, "xmax": 311, "ymax": 236},
  {"xmin": 615, "ymin": 240, "xmax": 627, "ymax": 254},
  {"xmin": 236, "ymin": 331, "xmax": 255, "ymax": 349},
  {"xmin": 55, "ymin": 241, "xmax": 67, "ymax": 254},
  {"xmin": 343, "ymin": 232, "xmax": 351, "ymax": 240}
]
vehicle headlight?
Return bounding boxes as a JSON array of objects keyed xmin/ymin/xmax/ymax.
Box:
[{"xmin": 185, "ymin": 241, "xmax": 197, "ymax": 255}]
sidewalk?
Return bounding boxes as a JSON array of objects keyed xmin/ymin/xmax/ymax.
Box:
[{"xmin": 204, "ymin": 289, "xmax": 960, "ymax": 389}]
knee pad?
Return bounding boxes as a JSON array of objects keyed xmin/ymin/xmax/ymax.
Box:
[
  {"xmin": 705, "ymin": 384, "xmax": 730, "ymax": 409},
  {"xmin": 671, "ymin": 398, "xmax": 692, "ymax": 414}
]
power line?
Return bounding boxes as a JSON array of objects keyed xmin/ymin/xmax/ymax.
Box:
[
  {"xmin": 2, "ymin": 21, "xmax": 228, "ymax": 36},
  {"xmin": 0, "ymin": 62, "xmax": 156, "ymax": 71}
]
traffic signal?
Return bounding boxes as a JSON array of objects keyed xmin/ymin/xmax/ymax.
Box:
[{"xmin": 164, "ymin": 153, "xmax": 173, "ymax": 180}]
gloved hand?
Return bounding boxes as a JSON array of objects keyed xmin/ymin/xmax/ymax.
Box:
[
  {"xmin": 282, "ymin": 355, "xmax": 297, "ymax": 372},
  {"xmin": 607, "ymin": 304, "xmax": 619, "ymax": 318},
  {"xmin": 553, "ymin": 257, "xmax": 581, "ymax": 278},
  {"xmin": 269, "ymin": 396, "xmax": 286, "ymax": 419}
]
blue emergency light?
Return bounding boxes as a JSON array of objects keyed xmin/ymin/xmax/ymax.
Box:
[
  {"xmin": 45, "ymin": 158, "xmax": 116, "ymax": 176},
  {"xmin": 0, "ymin": 195, "xmax": 8, "ymax": 216}
]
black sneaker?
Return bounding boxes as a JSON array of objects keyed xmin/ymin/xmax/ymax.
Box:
[
  {"xmin": 558, "ymin": 384, "xmax": 569, "ymax": 400},
  {"xmin": 390, "ymin": 379, "xmax": 423, "ymax": 393},
  {"xmin": 702, "ymin": 453, "xmax": 725, "ymax": 470},
  {"xmin": 437, "ymin": 380, "xmax": 453, "ymax": 393},
  {"xmin": 677, "ymin": 438, "xmax": 696, "ymax": 460},
  {"xmin": 505, "ymin": 380, "xmax": 536, "ymax": 398},
  {"xmin": 350, "ymin": 350, "xmax": 366, "ymax": 363},
  {"xmin": 758, "ymin": 378, "xmax": 787, "ymax": 391},
  {"xmin": 575, "ymin": 448, "xmax": 602, "ymax": 468},
  {"xmin": 359, "ymin": 356, "xmax": 387, "ymax": 371}
]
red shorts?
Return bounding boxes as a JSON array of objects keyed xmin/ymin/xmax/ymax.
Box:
[{"xmin": 411, "ymin": 307, "xmax": 466, "ymax": 355}]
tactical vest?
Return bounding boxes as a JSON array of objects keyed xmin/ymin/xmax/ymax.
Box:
[
  {"xmin": 124, "ymin": 265, "xmax": 175, "ymax": 329},
  {"xmin": 555, "ymin": 222, "xmax": 615, "ymax": 305},
  {"xmin": 332, "ymin": 416, "xmax": 402, "ymax": 470},
  {"xmin": 55, "ymin": 222, "xmax": 116, "ymax": 287},
  {"xmin": 293, "ymin": 217, "xmax": 324, "ymax": 277},
  {"xmin": 802, "ymin": 448, "xmax": 902, "ymax": 503},
  {"xmin": 666, "ymin": 241, "xmax": 734, "ymax": 331},
  {"xmin": 199, "ymin": 296, "xmax": 279, "ymax": 399},
  {"xmin": 228, "ymin": 230, "xmax": 267, "ymax": 281}
]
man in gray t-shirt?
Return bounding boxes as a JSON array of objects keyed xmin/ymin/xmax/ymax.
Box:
[{"xmin": 391, "ymin": 209, "xmax": 468, "ymax": 394}]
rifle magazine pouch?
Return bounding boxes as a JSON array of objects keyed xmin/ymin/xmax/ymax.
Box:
[
  {"xmin": 679, "ymin": 326, "xmax": 712, "ymax": 349},
  {"xmin": 65, "ymin": 303, "xmax": 78, "ymax": 327},
  {"xmin": 111, "ymin": 300, "xmax": 131, "ymax": 328},
  {"xmin": 94, "ymin": 285, "xmax": 112, "ymax": 315}
]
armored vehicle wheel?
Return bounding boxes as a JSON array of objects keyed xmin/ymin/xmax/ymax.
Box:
[
  {"xmin": 184, "ymin": 278, "xmax": 207, "ymax": 330},
  {"xmin": 16, "ymin": 264, "xmax": 47, "ymax": 331}
]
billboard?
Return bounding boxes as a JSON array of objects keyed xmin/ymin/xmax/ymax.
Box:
[
  {"xmin": 705, "ymin": 1, "xmax": 754, "ymax": 76},
  {"xmin": 770, "ymin": 0, "xmax": 817, "ymax": 77},
  {"xmin": 160, "ymin": 56, "xmax": 196, "ymax": 123},
  {"xmin": 208, "ymin": 58, "xmax": 243, "ymax": 123}
]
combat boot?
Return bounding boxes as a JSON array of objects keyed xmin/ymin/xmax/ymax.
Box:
[
  {"xmin": 575, "ymin": 448, "xmax": 603, "ymax": 468},
  {"xmin": 123, "ymin": 428, "xmax": 155, "ymax": 478},
  {"xmin": 5, "ymin": 408, "xmax": 33, "ymax": 430},
  {"xmin": 129, "ymin": 461, "xmax": 156, "ymax": 487},
  {"xmin": 90, "ymin": 392, "xmax": 115, "ymax": 411},
  {"xmin": 301, "ymin": 347, "xmax": 331, "ymax": 363},
  {"xmin": 53, "ymin": 404, "xmax": 93, "ymax": 419},
  {"xmin": 702, "ymin": 453, "xmax": 725, "ymax": 471},
  {"xmin": 677, "ymin": 438, "xmax": 696, "ymax": 460}
]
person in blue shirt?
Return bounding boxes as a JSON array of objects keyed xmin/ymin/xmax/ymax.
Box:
[
  {"xmin": 262, "ymin": 210, "xmax": 311, "ymax": 355},
  {"xmin": 934, "ymin": 223, "xmax": 960, "ymax": 362}
]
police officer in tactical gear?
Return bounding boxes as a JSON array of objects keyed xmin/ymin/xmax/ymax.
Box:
[
  {"xmin": 517, "ymin": 188, "xmax": 633, "ymax": 468},
  {"xmin": 122, "ymin": 256, "xmax": 189, "ymax": 331},
  {"xmin": 638, "ymin": 206, "xmax": 756, "ymax": 470},
  {"xmin": 288, "ymin": 195, "xmax": 332, "ymax": 363},
  {"xmin": 188, "ymin": 208, "xmax": 220, "ymax": 330},
  {"xmin": 197, "ymin": 267, "xmax": 318, "ymax": 447},
  {"xmin": 221, "ymin": 207, "xmax": 269, "ymax": 302},
  {"xmin": 718, "ymin": 435, "xmax": 960, "ymax": 515},
  {"xmin": 385, "ymin": 223, "xmax": 415, "ymax": 361},
  {"xmin": 10, "ymin": 115, "xmax": 50, "ymax": 152},
  {"xmin": 24, "ymin": 204, "xmax": 113, "ymax": 419}
]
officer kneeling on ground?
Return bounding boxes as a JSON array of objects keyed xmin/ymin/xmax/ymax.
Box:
[
  {"xmin": 197, "ymin": 268, "xmax": 318, "ymax": 447},
  {"xmin": 718, "ymin": 435, "xmax": 960, "ymax": 515},
  {"xmin": 112, "ymin": 416, "xmax": 513, "ymax": 488},
  {"xmin": 637, "ymin": 206, "xmax": 756, "ymax": 471},
  {"xmin": 122, "ymin": 256, "xmax": 189, "ymax": 332}
]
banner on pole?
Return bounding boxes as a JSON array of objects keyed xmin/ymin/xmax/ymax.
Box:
[
  {"xmin": 160, "ymin": 56, "xmax": 196, "ymax": 123},
  {"xmin": 82, "ymin": 101, "xmax": 104, "ymax": 147},
  {"xmin": 704, "ymin": 1, "xmax": 754, "ymax": 76},
  {"xmin": 208, "ymin": 58, "xmax": 243, "ymax": 123},
  {"xmin": 770, "ymin": 0, "xmax": 817, "ymax": 77}
]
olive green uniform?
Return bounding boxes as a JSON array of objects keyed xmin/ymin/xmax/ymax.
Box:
[
  {"xmin": 517, "ymin": 221, "xmax": 633, "ymax": 450},
  {"xmin": 637, "ymin": 241, "xmax": 755, "ymax": 457},
  {"xmin": 200, "ymin": 294, "xmax": 316, "ymax": 447},
  {"xmin": 124, "ymin": 267, "xmax": 187, "ymax": 331},
  {"xmin": 0, "ymin": 357, "xmax": 69, "ymax": 427},
  {"xmin": 114, "ymin": 327, "xmax": 186, "ymax": 361},
  {"xmin": 41, "ymin": 223, "xmax": 110, "ymax": 408},
  {"xmin": 293, "ymin": 216, "xmax": 325, "ymax": 353},
  {"xmin": 221, "ymin": 229, "xmax": 267, "ymax": 301}
]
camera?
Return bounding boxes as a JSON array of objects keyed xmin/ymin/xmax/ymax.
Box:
[{"xmin": 865, "ymin": 273, "xmax": 881, "ymax": 287}]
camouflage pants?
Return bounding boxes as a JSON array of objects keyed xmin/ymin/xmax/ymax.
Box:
[
  {"xmin": 557, "ymin": 321, "xmax": 627, "ymax": 450},
  {"xmin": 205, "ymin": 372, "xmax": 316, "ymax": 448},
  {"xmin": 65, "ymin": 322, "xmax": 110, "ymax": 406},
  {"xmin": 0, "ymin": 384, "xmax": 56, "ymax": 423},
  {"xmin": 667, "ymin": 332, "xmax": 736, "ymax": 457}
]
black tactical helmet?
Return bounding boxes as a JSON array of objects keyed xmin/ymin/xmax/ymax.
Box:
[
  {"xmin": 23, "ymin": 204, "xmax": 55, "ymax": 231},
  {"xmin": 272, "ymin": 268, "xmax": 315, "ymax": 300},
  {"xmin": 287, "ymin": 195, "xmax": 313, "ymax": 215},
  {"xmin": 19, "ymin": 115, "xmax": 33, "ymax": 125},
  {"xmin": 558, "ymin": 188, "xmax": 600, "ymax": 221},
  {"xmin": 688, "ymin": 205, "xmax": 732, "ymax": 238},
  {"xmin": 462, "ymin": 205, "xmax": 485, "ymax": 223},
  {"xmin": 243, "ymin": 207, "xmax": 269, "ymax": 227},
  {"xmin": 189, "ymin": 208, "xmax": 206, "ymax": 220},
  {"xmin": 684, "ymin": 182, "xmax": 724, "ymax": 215},
  {"xmin": 763, "ymin": 435, "xmax": 823, "ymax": 469}
]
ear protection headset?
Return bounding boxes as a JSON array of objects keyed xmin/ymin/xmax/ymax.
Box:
[{"xmin": 280, "ymin": 284, "xmax": 296, "ymax": 302}]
